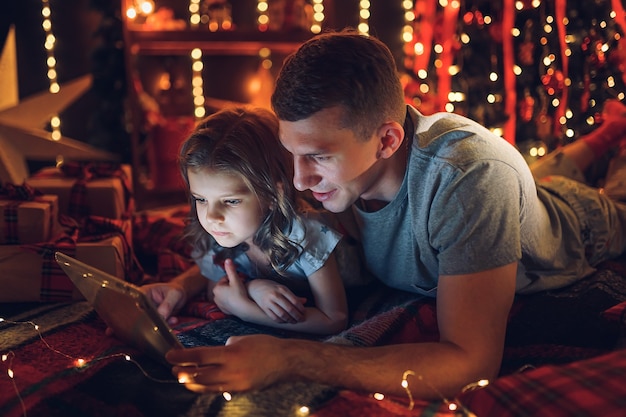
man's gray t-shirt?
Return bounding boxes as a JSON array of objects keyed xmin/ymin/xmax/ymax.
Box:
[{"xmin": 353, "ymin": 106, "xmax": 611, "ymax": 296}]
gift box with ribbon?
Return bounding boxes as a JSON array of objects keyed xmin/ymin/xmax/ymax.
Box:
[
  {"xmin": 0, "ymin": 215, "xmax": 144, "ymax": 303},
  {"xmin": 0, "ymin": 182, "xmax": 59, "ymax": 244},
  {"xmin": 26, "ymin": 162, "xmax": 134, "ymax": 220}
]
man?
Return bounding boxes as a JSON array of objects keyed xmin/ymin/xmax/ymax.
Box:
[{"xmin": 163, "ymin": 30, "xmax": 626, "ymax": 399}]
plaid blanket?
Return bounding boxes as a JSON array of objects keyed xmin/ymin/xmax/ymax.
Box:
[
  {"xmin": 1, "ymin": 256, "xmax": 625, "ymax": 417},
  {"xmin": 1, "ymin": 205, "xmax": 625, "ymax": 417}
]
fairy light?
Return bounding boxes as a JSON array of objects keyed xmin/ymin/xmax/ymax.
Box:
[
  {"xmin": 41, "ymin": 0, "xmax": 61, "ymax": 141},
  {"xmin": 396, "ymin": 369, "xmax": 482, "ymax": 416},
  {"xmin": 401, "ymin": 370, "xmax": 416, "ymax": 409},
  {"xmin": 257, "ymin": 0, "xmax": 269, "ymax": 31},
  {"xmin": 1, "ymin": 316, "xmax": 183, "ymax": 417},
  {"xmin": 222, "ymin": 391, "xmax": 232, "ymax": 401},
  {"xmin": 189, "ymin": 0, "xmax": 201, "ymax": 27},
  {"xmin": 191, "ymin": 48, "xmax": 205, "ymax": 119},
  {"xmin": 125, "ymin": 1, "xmax": 155, "ymax": 21},
  {"xmin": 311, "ymin": 0, "xmax": 324, "ymax": 34},
  {"xmin": 358, "ymin": 0, "xmax": 370, "ymax": 35},
  {"xmin": 402, "ymin": 0, "xmax": 415, "ymax": 47}
]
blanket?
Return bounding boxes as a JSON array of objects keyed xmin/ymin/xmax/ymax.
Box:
[{"xmin": 1, "ymin": 255, "xmax": 626, "ymax": 417}]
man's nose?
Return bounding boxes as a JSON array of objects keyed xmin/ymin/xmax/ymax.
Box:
[{"xmin": 293, "ymin": 157, "xmax": 320, "ymax": 191}]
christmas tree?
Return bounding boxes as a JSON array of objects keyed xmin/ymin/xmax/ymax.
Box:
[{"xmin": 402, "ymin": 0, "xmax": 626, "ymax": 165}]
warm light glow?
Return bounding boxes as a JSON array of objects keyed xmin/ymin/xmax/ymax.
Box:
[
  {"xmin": 41, "ymin": 0, "xmax": 62, "ymax": 139},
  {"xmin": 222, "ymin": 391, "xmax": 232, "ymax": 401},
  {"xmin": 257, "ymin": 0, "xmax": 269, "ymax": 30},
  {"xmin": 358, "ymin": 0, "xmax": 370, "ymax": 35},
  {"xmin": 189, "ymin": 0, "xmax": 201, "ymax": 27},
  {"xmin": 139, "ymin": 0, "xmax": 154, "ymax": 15}
]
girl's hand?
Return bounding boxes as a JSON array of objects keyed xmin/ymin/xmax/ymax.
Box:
[
  {"xmin": 140, "ymin": 282, "xmax": 187, "ymax": 325},
  {"xmin": 246, "ymin": 279, "xmax": 306, "ymax": 323},
  {"xmin": 213, "ymin": 259, "xmax": 250, "ymax": 316}
]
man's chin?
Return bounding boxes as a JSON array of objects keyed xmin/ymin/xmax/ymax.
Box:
[{"xmin": 320, "ymin": 197, "xmax": 352, "ymax": 213}]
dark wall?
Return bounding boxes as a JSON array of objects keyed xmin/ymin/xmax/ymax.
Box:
[{"xmin": 0, "ymin": 1, "xmax": 407, "ymax": 162}]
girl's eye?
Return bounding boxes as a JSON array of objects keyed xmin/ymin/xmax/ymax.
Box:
[
  {"xmin": 193, "ymin": 196, "xmax": 206, "ymax": 204},
  {"xmin": 224, "ymin": 199, "xmax": 242, "ymax": 206}
]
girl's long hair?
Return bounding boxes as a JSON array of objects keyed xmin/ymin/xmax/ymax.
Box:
[{"xmin": 178, "ymin": 106, "xmax": 302, "ymax": 274}]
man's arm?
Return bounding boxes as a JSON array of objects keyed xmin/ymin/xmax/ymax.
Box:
[{"xmin": 167, "ymin": 261, "xmax": 517, "ymax": 399}]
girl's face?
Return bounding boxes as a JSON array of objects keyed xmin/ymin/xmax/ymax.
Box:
[{"xmin": 188, "ymin": 168, "xmax": 267, "ymax": 248}]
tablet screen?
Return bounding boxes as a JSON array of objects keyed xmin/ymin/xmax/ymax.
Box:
[{"xmin": 55, "ymin": 252, "xmax": 183, "ymax": 362}]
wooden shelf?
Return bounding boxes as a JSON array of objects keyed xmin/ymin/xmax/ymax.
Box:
[
  {"xmin": 126, "ymin": 28, "xmax": 313, "ymax": 56},
  {"xmin": 120, "ymin": 0, "xmax": 314, "ymax": 209}
]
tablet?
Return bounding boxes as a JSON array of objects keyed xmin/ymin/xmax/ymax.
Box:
[{"xmin": 55, "ymin": 251, "xmax": 184, "ymax": 363}]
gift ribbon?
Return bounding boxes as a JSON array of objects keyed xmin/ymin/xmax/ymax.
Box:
[
  {"xmin": 64, "ymin": 215, "xmax": 145, "ymax": 285},
  {"xmin": 412, "ymin": 0, "xmax": 437, "ymax": 81},
  {"xmin": 31, "ymin": 162, "xmax": 134, "ymax": 220},
  {"xmin": 61, "ymin": 161, "xmax": 134, "ymax": 220},
  {"xmin": 25, "ymin": 215, "xmax": 144, "ymax": 302},
  {"xmin": 436, "ymin": 2, "xmax": 459, "ymax": 114},
  {"xmin": 1, "ymin": 182, "xmax": 53, "ymax": 245},
  {"xmin": 611, "ymin": 0, "xmax": 626, "ymax": 87},
  {"xmin": 554, "ymin": 0, "xmax": 568, "ymax": 138},
  {"xmin": 503, "ymin": 0, "xmax": 517, "ymax": 144},
  {"xmin": 0, "ymin": 182, "xmax": 42, "ymax": 201}
]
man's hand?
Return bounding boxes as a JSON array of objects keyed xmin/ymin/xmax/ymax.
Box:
[{"xmin": 167, "ymin": 334, "xmax": 288, "ymax": 393}]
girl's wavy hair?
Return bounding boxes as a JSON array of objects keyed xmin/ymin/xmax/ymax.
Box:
[{"xmin": 178, "ymin": 106, "xmax": 302, "ymax": 274}]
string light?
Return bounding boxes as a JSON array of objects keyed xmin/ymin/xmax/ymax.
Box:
[
  {"xmin": 311, "ymin": 0, "xmax": 325, "ymax": 34},
  {"xmin": 40, "ymin": 0, "xmax": 61, "ymax": 141},
  {"xmin": 1, "ymin": 316, "xmax": 182, "ymax": 417},
  {"xmin": 370, "ymin": 369, "xmax": 487, "ymax": 416},
  {"xmin": 125, "ymin": 0, "xmax": 155, "ymax": 20},
  {"xmin": 358, "ymin": 0, "xmax": 370, "ymax": 36},
  {"xmin": 189, "ymin": 0, "xmax": 201, "ymax": 27},
  {"xmin": 257, "ymin": 0, "xmax": 269, "ymax": 32},
  {"xmin": 296, "ymin": 405, "xmax": 310, "ymax": 416},
  {"xmin": 190, "ymin": 47, "xmax": 205, "ymax": 119}
]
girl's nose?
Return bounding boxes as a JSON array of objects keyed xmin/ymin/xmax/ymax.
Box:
[{"xmin": 205, "ymin": 206, "xmax": 224, "ymax": 223}]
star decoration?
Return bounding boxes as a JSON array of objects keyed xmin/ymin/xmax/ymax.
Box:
[{"xmin": 0, "ymin": 29, "xmax": 117, "ymax": 184}]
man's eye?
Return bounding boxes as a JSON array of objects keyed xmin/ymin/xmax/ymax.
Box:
[{"xmin": 314, "ymin": 155, "xmax": 330, "ymax": 162}]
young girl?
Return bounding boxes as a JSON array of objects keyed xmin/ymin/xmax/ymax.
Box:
[{"xmin": 143, "ymin": 106, "xmax": 348, "ymax": 335}]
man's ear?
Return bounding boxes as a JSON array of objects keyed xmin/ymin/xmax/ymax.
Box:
[{"xmin": 376, "ymin": 121, "xmax": 405, "ymax": 159}]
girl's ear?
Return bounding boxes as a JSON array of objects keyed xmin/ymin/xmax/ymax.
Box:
[{"xmin": 376, "ymin": 121, "xmax": 405, "ymax": 159}]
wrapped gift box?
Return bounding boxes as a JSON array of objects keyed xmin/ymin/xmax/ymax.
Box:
[
  {"xmin": 26, "ymin": 164, "xmax": 133, "ymax": 220},
  {"xmin": 0, "ymin": 195, "xmax": 59, "ymax": 244},
  {"xmin": 0, "ymin": 236, "xmax": 126, "ymax": 302},
  {"xmin": 0, "ymin": 217, "xmax": 140, "ymax": 303}
]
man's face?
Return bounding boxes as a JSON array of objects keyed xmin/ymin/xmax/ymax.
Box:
[{"xmin": 279, "ymin": 106, "xmax": 384, "ymax": 213}]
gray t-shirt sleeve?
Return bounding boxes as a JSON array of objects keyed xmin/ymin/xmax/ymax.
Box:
[{"xmin": 430, "ymin": 160, "xmax": 523, "ymax": 276}]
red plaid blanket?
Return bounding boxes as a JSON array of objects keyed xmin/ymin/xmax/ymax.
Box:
[{"xmin": 1, "ymin": 211, "xmax": 624, "ymax": 417}]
